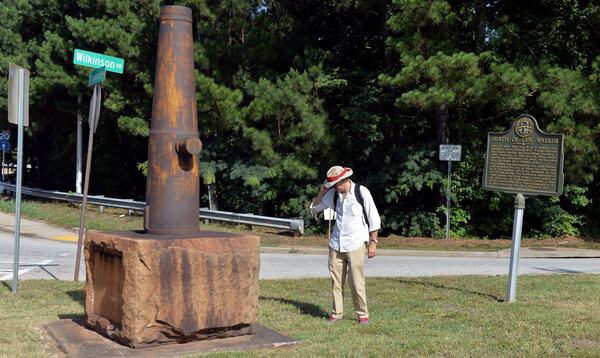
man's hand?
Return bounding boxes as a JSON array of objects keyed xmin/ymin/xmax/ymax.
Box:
[
  {"xmin": 312, "ymin": 186, "xmax": 332, "ymax": 207},
  {"xmin": 367, "ymin": 241, "xmax": 377, "ymax": 258}
]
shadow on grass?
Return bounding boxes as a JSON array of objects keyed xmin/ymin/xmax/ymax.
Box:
[
  {"xmin": 390, "ymin": 278, "xmax": 504, "ymax": 302},
  {"xmin": 260, "ymin": 296, "xmax": 327, "ymax": 317},
  {"xmin": 532, "ymin": 267, "xmax": 583, "ymax": 274},
  {"xmin": 58, "ymin": 314, "xmax": 84, "ymax": 321},
  {"xmin": 1, "ymin": 281, "xmax": 10, "ymax": 290},
  {"xmin": 67, "ymin": 290, "xmax": 85, "ymax": 307}
]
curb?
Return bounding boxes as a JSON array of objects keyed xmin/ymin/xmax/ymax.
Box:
[{"xmin": 260, "ymin": 246, "xmax": 600, "ymax": 259}]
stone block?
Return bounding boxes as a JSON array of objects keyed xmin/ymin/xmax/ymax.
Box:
[{"xmin": 84, "ymin": 230, "xmax": 260, "ymax": 348}]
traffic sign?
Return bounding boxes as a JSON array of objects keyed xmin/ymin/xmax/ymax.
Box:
[
  {"xmin": 439, "ymin": 144, "xmax": 462, "ymax": 161},
  {"xmin": 0, "ymin": 130, "xmax": 9, "ymax": 141},
  {"xmin": 8, "ymin": 63, "xmax": 30, "ymax": 127},
  {"xmin": 88, "ymin": 66, "xmax": 106, "ymax": 87},
  {"xmin": 73, "ymin": 49, "xmax": 125, "ymax": 74},
  {"xmin": 0, "ymin": 142, "xmax": 10, "ymax": 152}
]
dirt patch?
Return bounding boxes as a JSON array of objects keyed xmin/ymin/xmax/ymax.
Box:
[{"xmin": 572, "ymin": 339, "xmax": 600, "ymax": 349}]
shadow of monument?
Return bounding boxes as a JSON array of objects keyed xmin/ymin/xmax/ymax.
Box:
[
  {"xmin": 58, "ymin": 314, "xmax": 84, "ymax": 320},
  {"xmin": 388, "ymin": 278, "xmax": 504, "ymax": 302},
  {"xmin": 67, "ymin": 290, "xmax": 85, "ymax": 307},
  {"xmin": 260, "ymin": 296, "xmax": 327, "ymax": 317}
]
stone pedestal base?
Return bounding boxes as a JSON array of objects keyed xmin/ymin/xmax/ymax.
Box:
[{"xmin": 84, "ymin": 230, "xmax": 260, "ymax": 348}]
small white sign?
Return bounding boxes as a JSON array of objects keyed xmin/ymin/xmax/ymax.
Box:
[
  {"xmin": 323, "ymin": 208, "xmax": 336, "ymax": 221},
  {"xmin": 439, "ymin": 144, "xmax": 462, "ymax": 161}
]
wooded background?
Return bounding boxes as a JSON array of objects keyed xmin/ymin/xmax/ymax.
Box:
[{"xmin": 1, "ymin": 0, "xmax": 599, "ymax": 238}]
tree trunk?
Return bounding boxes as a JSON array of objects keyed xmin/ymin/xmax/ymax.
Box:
[
  {"xmin": 379, "ymin": 0, "xmax": 391, "ymax": 69},
  {"xmin": 435, "ymin": 103, "xmax": 449, "ymax": 224},
  {"xmin": 436, "ymin": 103, "xmax": 449, "ymax": 145}
]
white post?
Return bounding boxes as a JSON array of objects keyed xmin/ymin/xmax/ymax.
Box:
[{"xmin": 507, "ymin": 193, "xmax": 526, "ymax": 303}]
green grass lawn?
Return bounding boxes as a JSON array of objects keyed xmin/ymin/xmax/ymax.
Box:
[{"xmin": 1, "ymin": 275, "xmax": 599, "ymax": 357}]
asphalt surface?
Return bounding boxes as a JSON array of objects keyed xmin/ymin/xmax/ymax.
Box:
[
  {"xmin": 1, "ymin": 212, "xmax": 600, "ymax": 283},
  {"xmin": 2, "ymin": 232, "xmax": 600, "ymax": 282}
]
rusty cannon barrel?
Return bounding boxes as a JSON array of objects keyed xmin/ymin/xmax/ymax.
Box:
[{"xmin": 144, "ymin": 5, "xmax": 202, "ymax": 235}]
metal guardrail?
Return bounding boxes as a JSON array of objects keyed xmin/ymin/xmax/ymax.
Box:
[{"xmin": 0, "ymin": 182, "xmax": 304, "ymax": 235}]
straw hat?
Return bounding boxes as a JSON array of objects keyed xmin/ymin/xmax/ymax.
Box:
[{"xmin": 323, "ymin": 166, "xmax": 353, "ymax": 188}]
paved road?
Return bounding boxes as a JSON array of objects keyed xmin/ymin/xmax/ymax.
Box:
[
  {"xmin": 2, "ymin": 233, "xmax": 600, "ymax": 282},
  {"xmin": 0, "ymin": 233, "xmax": 85, "ymax": 282}
]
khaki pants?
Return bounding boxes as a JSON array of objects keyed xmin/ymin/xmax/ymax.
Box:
[{"xmin": 328, "ymin": 244, "xmax": 368, "ymax": 318}]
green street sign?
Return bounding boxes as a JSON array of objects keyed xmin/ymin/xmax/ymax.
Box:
[
  {"xmin": 88, "ymin": 66, "xmax": 106, "ymax": 87},
  {"xmin": 73, "ymin": 49, "xmax": 124, "ymax": 74}
]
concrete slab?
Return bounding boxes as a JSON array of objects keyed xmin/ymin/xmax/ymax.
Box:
[{"xmin": 44, "ymin": 319, "xmax": 297, "ymax": 357}]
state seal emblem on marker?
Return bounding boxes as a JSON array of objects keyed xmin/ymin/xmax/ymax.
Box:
[{"xmin": 515, "ymin": 116, "xmax": 534, "ymax": 138}]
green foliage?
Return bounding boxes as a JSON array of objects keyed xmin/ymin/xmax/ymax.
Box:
[{"xmin": 2, "ymin": 0, "xmax": 600, "ymax": 237}]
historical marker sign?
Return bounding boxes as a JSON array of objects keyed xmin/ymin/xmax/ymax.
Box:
[{"xmin": 483, "ymin": 115, "xmax": 564, "ymax": 196}]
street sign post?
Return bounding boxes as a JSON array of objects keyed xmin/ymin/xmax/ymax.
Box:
[
  {"xmin": 74, "ymin": 83, "xmax": 102, "ymax": 281},
  {"xmin": 7, "ymin": 63, "xmax": 30, "ymax": 294},
  {"xmin": 73, "ymin": 50, "xmax": 119, "ymax": 280},
  {"xmin": 73, "ymin": 49, "xmax": 125, "ymax": 74},
  {"xmin": 439, "ymin": 144, "xmax": 462, "ymax": 240}
]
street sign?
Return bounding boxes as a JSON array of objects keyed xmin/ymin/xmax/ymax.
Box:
[
  {"xmin": 0, "ymin": 130, "xmax": 9, "ymax": 141},
  {"xmin": 88, "ymin": 85, "xmax": 102, "ymax": 133},
  {"xmin": 439, "ymin": 144, "xmax": 462, "ymax": 161},
  {"xmin": 323, "ymin": 208, "xmax": 335, "ymax": 221},
  {"xmin": 73, "ymin": 49, "xmax": 125, "ymax": 74},
  {"xmin": 0, "ymin": 142, "xmax": 10, "ymax": 152},
  {"xmin": 8, "ymin": 63, "xmax": 30, "ymax": 127},
  {"xmin": 88, "ymin": 66, "xmax": 106, "ymax": 87}
]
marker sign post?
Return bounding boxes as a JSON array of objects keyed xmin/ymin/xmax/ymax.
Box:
[
  {"xmin": 483, "ymin": 115, "xmax": 564, "ymax": 302},
  {"xmin": 7, "ymin": 63, "xmax": 30, "ymax": 294},
  {"xmin": 439, "ymin": 144, "xmax": 461, "ymax": 240}
]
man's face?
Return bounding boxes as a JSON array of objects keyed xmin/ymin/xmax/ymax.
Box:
[{"xmin": 334, "ymin": 179, "xmax": 350, "ymax": 193}]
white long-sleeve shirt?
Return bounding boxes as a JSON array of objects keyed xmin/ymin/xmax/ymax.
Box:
[{"xmin": 310, "ymin": 181, "xmax": 381, "ymax": 252}]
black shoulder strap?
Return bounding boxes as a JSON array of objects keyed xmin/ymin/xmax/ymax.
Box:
[
  {"xmin": 355, "ymin": 184, "xmax": 370, "ymax": 228},
  {"xmin": 333, "ymin": 183, "xmax": 370, "ymax": 228},
  {"xmin": 334, "ymin": 189, "xmax": 338, "ymax": 211}
]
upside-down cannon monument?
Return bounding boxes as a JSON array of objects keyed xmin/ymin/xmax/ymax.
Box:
[{"xmin": 83, "ymin": 5, "xmax": 260, "ymax": 348}]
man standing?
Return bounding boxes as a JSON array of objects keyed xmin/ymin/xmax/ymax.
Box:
[{"xmin": 310, "ymin": 166, "xmax": 381, "ymax": 325}]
